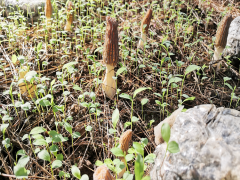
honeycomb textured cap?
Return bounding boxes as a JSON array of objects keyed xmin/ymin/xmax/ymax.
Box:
[
  {"xmin": 215, "ymin": 14, "xmax": 233, "ymax": 48},
  {"xmin": 67, "ymin": 1, "xmax": 74, "ymax": 23},
  {"xmin": 93, "ymin": 165, "xmax": 114, "ymax": 180},
  {"xmin": 103, "ymin": 16, "xmax": 119, "ymax": 66},
  {"xmin": 45, "ymin": 0, "xmax": 52, "ymax": 18},
  {"xmin": 119, "ymin": 129, "xmax": 132, "ymax": 153},
  {"xmin": 141, "ymin": 9, "xmax": 152, "ymax": 34}
]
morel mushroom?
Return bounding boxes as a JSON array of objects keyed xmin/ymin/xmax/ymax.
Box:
[
  {"xmin": 93, "ymin": 165, "xmax": 114, "ymax": 180},
  {"xmin": 102, "ymin": 16, "xmax": 119, "ymax": 99},
  {"xmin": 213, "ymin": 14, "xmax": 232, "ymax": 70},
  {"xmin": 45, "ymin": 0, "xmax": 52, "ymax": 26},
  {"xmin": 64, "ymin": 1, "xmax": 74, "ymax": 31},
  {"xmin": 138, "ymin": 9, "xmax": 152, "ymax": 48},
  {"xmin": 118, "ymin": 129, "xmax": 132, "ymax": 178},
  {"xmin": 19, "ymin": 66, "xmax": 37, "ymax": 99}
]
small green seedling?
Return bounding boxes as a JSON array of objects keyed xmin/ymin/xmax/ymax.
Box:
[{"xmin": 160, "ymin": 123, "xmax": 180, "ymax": 176}]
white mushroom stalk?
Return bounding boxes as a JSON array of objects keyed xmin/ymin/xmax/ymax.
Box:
[
  {"xmin": 102, "ymin": 16, "xmax": 119, "ymax": 99},
  {"xmin": 213, "ymin": 14, "xmax": 232, "ymax": 71},
  {"xmin": 138, "ymin": 9, "xmax": 152, "ymax": 48}
]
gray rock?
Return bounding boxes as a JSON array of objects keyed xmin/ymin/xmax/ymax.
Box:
[
  {"xmin": 223, "ymin": 16, "xmax": 240, "ymax": 67},
  {"xmin": 151, "ymin": 104, "xmax": 240, "ymax": 180}
]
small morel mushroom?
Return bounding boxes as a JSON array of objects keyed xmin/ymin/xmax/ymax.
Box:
[
  {"xmin": 45, "ymin": 0, "xmax": 52, "ymax": 26},
  {"xmin": 138, "ymin": 9, "xmax": 152, "ymax": 48},
  {"xmin": 118, "ymin": 129, "xmax": 132, "ymax": 178},
  {"xmin": 64, "ymin": 1, "xmax": 74, "ymax": 31},
  {"xmin": 93, "ymin": 165, "xmax": 114, "ymax": 180},
  {"xmin": 102, "ymin": 16, "xmax": 119, "ymax": 99},
  {"xmin": 19, "ymin": 66, "xmax": 37, "ymax": 99},
  {"xmin": 213, "ymin": 14, "xmax": 232, "ymax": 70}
]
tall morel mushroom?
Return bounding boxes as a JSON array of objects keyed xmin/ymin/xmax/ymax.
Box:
[
  {"xmin": 102, "ymin": 16, "xmax": 119, "ymax": 99},
  {"xmin": 64, "ymin": 1, "xmax": 74, "ymax": 31},
  {"xmin": 93, "ymin": 165, "xmax": 114, "ymax": 180},
  {"xmin": 45, "ymin": 0, "xmax": 52, "ymax": 26},
  {"xmin": 213, "ymin": 14, "xmax": 232, "ymax": 70},
  {"xmin": 118, "ymin": 129, "xmax": 132, "ymax": 178},
  {"xmin": 138, "ymin": 9, "xmax": 152, "ymax": 48}
]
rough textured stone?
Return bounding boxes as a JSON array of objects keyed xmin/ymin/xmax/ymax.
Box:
[
  {"xmin": 151, "ymin": 104, "xmax": 240, "ymax": 180},
  {"xmin": 223, "ymin": 16, "xmax": 240, "ymax": 67}
]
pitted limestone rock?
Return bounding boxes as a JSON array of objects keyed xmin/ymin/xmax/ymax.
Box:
[
  {"xmin": 223, "ymin": 16, "xmax": 240, "ymax": 67},
  {"xmin": 151, "ymin": 104, "xmax": 240, "ymax": 180}
]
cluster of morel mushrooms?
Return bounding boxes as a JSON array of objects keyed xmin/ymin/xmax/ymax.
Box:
[
  {"xmin": 20, "ymin": 0, "xmax": 153, "ymax": 100},
  {"xmin": 20, "ymin": 0, "xmax": 234, "ymax": 178}
]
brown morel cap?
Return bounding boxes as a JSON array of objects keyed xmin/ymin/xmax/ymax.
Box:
[
  {"xmin": 119, "ymin": 129, "xmax": 132, "ymax": 153},
  {"xmin": 93, "ymin": 165, "xmax": 114, "ymax": 180},
  {"xmin": 45, "ymin": 0, "xmax": 52, "ymax": 19},
  {"xmin": 103, "ymin": 16, "xmax": 119, "ymax": 67},
  {"xmin": 215, "ymin": 14, "xmax": 233, "ymax": 48},
  {"xmin": 67, "ymin": 1, "xmax": 74, "ymax": 23},
  {"xmin": 141, "ymin": 9, "xmax": 152, "ymax": 34}
]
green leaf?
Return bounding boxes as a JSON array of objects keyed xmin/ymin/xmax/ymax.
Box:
[
  {"xmin": 85, "ymin": 125, "xmax": 92, "ymax": 132},
  {"xmin": 112, "ymin": 108, "xmax": 119, "ymax": 129},
  {"xmin": 72, "ymin": 132, "xmax": 81, "ymax": 138},
  {"xmin": 95, "ymin": 160, "xmax": 104, "ymax": 166},
  {"xmin": 133, "ymin": 142, "xmax": 144, "ymax": 157},
  {"xmin": 116, "ymin": 66, "xmax": 127, "ymax": 76},
  {"xmin": 33, "ymin": 139, "xmax": 47, "ymax": 146},
  {"xmin": 141, "ymin": 98, "xmax": 149, "ymax": 106},
  {"xmin": 119, "ymin": 93, "xmax": 132, "ymax": 100},
  {"xmin": 80, "ymin": 174, "xmax": 89, "ymax": 180},
  {"xmin": 71, "ymin": 165, "xmax": 81, "ymax": 179},
  {"xmin": 56, "ymin": 154, "xmax": 64, "ymax": 161},
  {"xmin": 14, "ymin": 164, "xmax": 28, "ymax": 178},
  {"xmin": 124, "ymin": 122, "xmax": 131, "ymax": 129},
  {"xmin": 141, "ymin": 138, "xmax": 148, "ymax": 147},
  {"xmin": 168, "ymin": 77, "xmax": 182, "ymax": 86},
  {"xmin": 109, "ymin": 128, "xmax": 117, "ymax": 134},
  {"xmin": 134, "ymin": 154, "xmax": 144, "ymax": 180},
  {"xmin": 17, "ymin": 155, "xmax": 29, "ymax": 167},
  {"xmin": 185, "ymin": 65, "xmax": 200, "ymax": 75},
  {"xmin": 37, "ymin": 42, "xmax": 42, "ymax": 52},
  {"xmin": 38, "ymin": 150, "xmax": 50, "ymax": 162},
  {"xmin": 183, "ymin": 96, "xmax": 195, "ymax": 103},
  {"xmin": 39, "ymin": 99, "xmax": 51, "ymax": 107},
  {"xmin": 161, "ymin": 123, "xmax": 170, "ymax": 143},
  {"xmin": 125, "ymin": 154, "xmax": 134, "ymax": 162},
  {"xmin": 111, "ymin": 147, "xmax": 124, "ymax": 157},
  {"xmin": 144, "ymin": 153, "xmax": 156, "ymax": 163},
  {"xmin": 12, "ymin": 54, "xmax": 17, "ymax": 64},
  {"xmin": 123, "ymin": 171, "xmax": 134, "ymax": 180},
  {"xmin": 16, "ymin": 150, "xmax": 26, "ymax": 156},
  {"xmin": 73, "ymin": 85, "xmax": 82, "ymax": 91},
  {"xmin": 131, "ymin": 116, "xmax": 139, "ymax": 123},
  {"xmin": 22, "ymin": 134, "xmax": 29, "ymax": 141},
  {"xmin": 63, "ymin": 62, "xmax": 78, "ymax": 70},
  {"xmin": 1, "ymin": 123, "xmax": 9, "ymax": 131},
  {"xmin": 168, "ymin": 141, "xmax": 180, "ymax": 153},
  {"xmin": 50, "ymin": 145, "xmax": 59, "ymax": 153},
  {"xmin": 133, "ymin": 87, "xmax": 151, "ymax": 99},
  {"xmin": 64, "ymin": 122, "xmax": 72, "ymax": 134},
  {"xmin": 52, "ymin": 160, "xmax": 62, "ymax": 169}
]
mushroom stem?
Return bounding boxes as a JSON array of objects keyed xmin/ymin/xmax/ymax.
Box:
[
  {"xmin": 213, "ymin": 46, "xmax": 224, "ymax": 61},
  {"xmin": 138, "ymin": 32, "xmax": 147, "ymax": 48},
  {"xmin": 64, "ymin": 21, "xmax": 72, "ymax": 31},
  {"xmin": 102, "ymin": 64, "xmax": 116, "ymax": 99}
]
